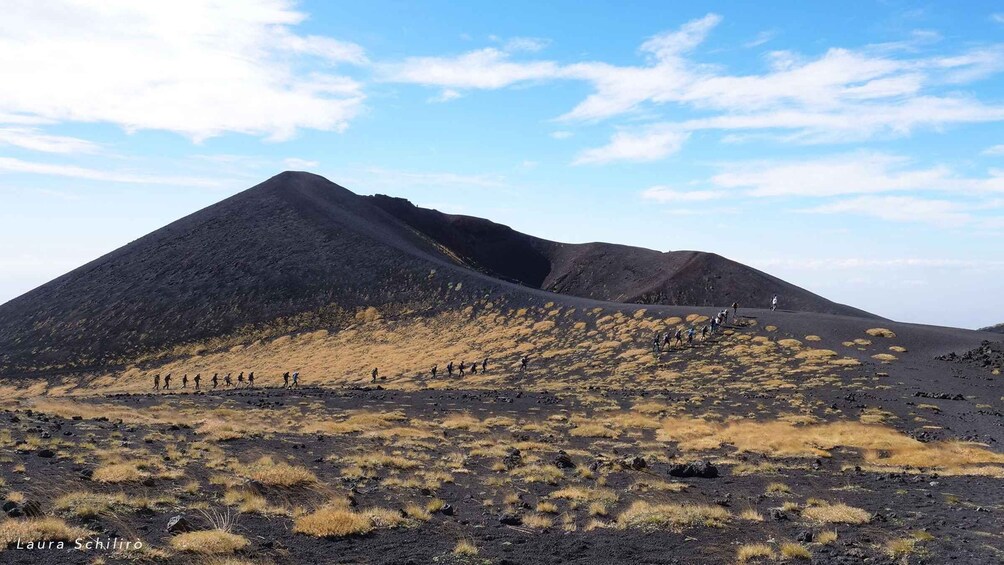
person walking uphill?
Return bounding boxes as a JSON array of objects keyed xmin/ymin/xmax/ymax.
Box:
[
  {"xmin": 283, "ymin": 372, "xmax": 289, "ymax": 388},
  {"xmin": 164, "ymin": 374, "xmax": 172, "ymax": 390},
  {"xmin": 212, "ymin": 373, "xmax": 219, "ymax": 389},
  {"xmin": 248, "ymin": 372, "xmax": 254, "ymax": 388},
  {"xmin": 194, "ymin": 374, "xmax": 201, "ymax": 391},
  {"xmin": 771, "ymin": 295, "xmax": 778, "ymax": 311},
  {"xmin": 153, "ymin": 374, "xmax": 160, "ymax": 391},
  {"xmin": 732, "ymin": 301, "xmax": 739, "ymax": 318},
  {"xmin": 182, "ymin": 374, "xmax": 188, "ymax": 389},
  {"xmin": 371, "ymin": 367, "xmax": 379, "ymax": 383}
]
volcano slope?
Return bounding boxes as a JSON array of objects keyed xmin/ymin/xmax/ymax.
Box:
[{"xmin": 0, "ymin": 173, "xmax": 1002, "ymax": 565}]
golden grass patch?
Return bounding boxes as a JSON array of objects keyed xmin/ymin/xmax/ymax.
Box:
[
  {"xmin": 616, "ymin": 501, "xmax": 729, "ymax": 530},
  {"xmin": 736, "ymin": 543, "xmax": 775, "ymax": 563},
  {"xmin": 294, "ymin": 501, "xmax": 373, "ymax": 537},
  {"xmin": 801, "ymin": 501, "xmax": 870, "ymax": 524},
  {"xmin": 866, "ymin": 328, "xmax": 896, "ymax": 338},
  {"xmin": 0, "ymin": 517, "xmax": 92, "ymax": 547},
  {"xmin": 780, "ymin": 542, "xmax": 811, "ymax": 560},
  {"xmin": 235, "ymin": 456, "xmax": 316, "ymax": 486},
  {"xmin": 453, "ymin": 539, "xmax": 478, "ymax": 556},
  {"xmin": 169, "ymin": 530, "xmax": 249, "ymax": 554},
  {"xmin": 871, "ymin": 353, "xmax": 897, "ymax": 362}
]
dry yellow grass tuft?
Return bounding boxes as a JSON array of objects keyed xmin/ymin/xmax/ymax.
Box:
[
  {"xmin": 169, "ymin": 530, "xmax": 249, "ymax": 554},
  {"xmin": 780, "ymin": 542, "xmax": 811, "ymax": 560},
  {"xmin": 0, "ymin": 517, "xmax": 92, "ymax": 547},
  {"xmin": 816, "ymin": 530, "xmax": 838, "ymax": 544},
  {"xmin": 736, "ymin": 543, "xmax": 775, "ymax": 563},
  {"xmin": 616, "ymin": 501, "xmax": 729, "ymax": 530},
  {"xmin": 866, "ymin": 328, "xmax": 897, "ymax": 338},
  {"xmin": 92, "ymin": 462, "xmax": 146, "ymax": 483},
  {"xmin": 801, "ymin": 501, "xmax": 870, "ymax": 524},
  {"xmin": 453, "ymin": 539, "xmax": 479, "ymax": 556},
  {"xmin": 871, "ymin": 353, "xmax": 897, "ymax": 362},
  {"xmin": 236, "ymin": 456, "xmax": 316, "ymax": 486},
  {"xmin": 293, "ymin": 501, "xmax": 373, "ymax": 537}
]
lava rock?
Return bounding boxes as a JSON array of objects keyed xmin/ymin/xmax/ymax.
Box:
[
  {"xmin": 166, "ymin": 515, "xmax": 192, "ymax": 534},
  {"xmin": 498, "ymin": 512, "xmax": 522, "ymax": 526},
  {"xmin": 668, "ymin": 461, "xmax": 718, "ymax": 478},
  {"xmin": 553, "ymin": 451, "xmax": 575, "ymax": 469},
  {"xmin": 37, "ymin": 448, "xmax": 55, "ymax": 458}
]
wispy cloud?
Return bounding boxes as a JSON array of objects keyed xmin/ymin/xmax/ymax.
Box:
[
  {"xmin": 0, "ymin": 157, "xmax": 225, "ymax": 187},
  {"xmin": 801, "ymin": 195, "xmax": 973, "ymax": 227},
  {"xmin": 0, "ymin": 1, "xmax": 367, "ymax": 141},
  {"xmin": 382, "ymin": 14, "xmax": 1004, "ymax": 157},
  {"xmin": 574, "ymin": 128, "xmax": 688, "ymax": 165},
  {"xmin": 640, "ymin": 186, "xmax": 725, "ymax": 202},
  {"xmin": 346, "ymin": 166, "xmax": 508, "ymax": 190},
  {"xmin": 0, "ymin": 127, "xmax": 100, "ymax": 154}
]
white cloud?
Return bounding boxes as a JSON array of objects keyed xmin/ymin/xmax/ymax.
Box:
[
  {"xmin": 550, "ymin": 130, "xmax": 573, "ymax": 140},
  {"xmin": 744, "ymin": 30, "xmax": 777, "ymax": 49},
  {"xmin": 283, "ymin": 157, "xmax": 319, "ymax": 170},
  {"xmin": 993, "ymin": 13, "xmax": 1004, "ymax": 24},
  {"xmin": 381, "ymin": 13, "xmax": 1004, "ymax": 152},
  {"xmin": 503, "ymin": 37, "xmax": 550, "ymax": 53},
  {"xmin": 346, "ymin": 166, "xmax": 508, "ymax": 190},
  {"xmin": 0, "ymin": 157, "xmax": 224, "ymax": 187},
  {"xmin": 0, "ymin": 1, "xmax": 366, "ymax": 141},
  {"xmin": 574, "ymin": 128, "xmax": 688, "ymax": 165},
  {"xmin": 0, "ymin": 127, "xmax": 100, "ymax": 153},
  {"xmin": 710, "ymin": 153, "xmax": 1004, "ymax": 197},
  {"xmin": 711, "ymin": 153, "xmax": 949, "ymax": 197},
  {"xmin": 752, "ymin": 257, "xmax": 1004, "ymax": 270},
  {"xmin": 429, "ymin": 89, "xmax": 463, "ymax": 103},
  {"xmin": 640, "ymin": 186, "xmax": 725, "ymax": 202},
  {"xmin": 380, "ymin": 48, "xmax": 558, "ymax": 90},
  {"xmin": 801, "ymin": 195, "xmax": 973, "ymax": 227},
  {"xmin": 983, "ymin": 144, "xmax": 1004, "ymax": 156}
]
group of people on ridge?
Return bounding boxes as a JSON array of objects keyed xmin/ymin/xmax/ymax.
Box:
[{"xmin": 153, "ymin": 370, "xmax": 299, "ymax": 391}]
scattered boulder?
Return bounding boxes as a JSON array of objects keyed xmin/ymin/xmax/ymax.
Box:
[
  {"xmin": 668, "ymin": 461, "xmax": 718, "ymax": 479},
  {"xmin": 502, "ymin": 448, "xmax": 522, "ymax": 470},
  {"xmin": 795, "ymin": 530, "xmax": 813, "ymax": 542},
  {"xmin": 498, "ymin": 512, "xmax": 522, "ymax": 526},
  {"xmin": 440, "ymin": 504, "xmax": 454, "ymax": 516},
  {"xmin": 166, "ymin": 515, "xmax": 192, "ymax": 534},
  {"xmin": 769, "ymin": 508, "xmax": 787, "ymax": 521},
  {"xmin": 553, "ymin": 451, "xmax": 575, "ymax": 469},
  {"xmin": 37, "ymin": 448, "xmax": 55, "ymax": 458},
  {"xmin": 622, "ymin": 456, "xmax": 647, "ymax": 470}
]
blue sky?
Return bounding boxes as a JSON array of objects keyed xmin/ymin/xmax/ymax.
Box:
[{"xmin": 1, "ymin": 1, "xmax": 1003, "ymax": 328}]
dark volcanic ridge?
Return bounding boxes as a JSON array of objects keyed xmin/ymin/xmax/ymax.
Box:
[{"xmin": 1, "ymin": 171, "xmax": 870, "ymax": 375}]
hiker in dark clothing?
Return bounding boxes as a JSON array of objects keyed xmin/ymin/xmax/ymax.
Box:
[
  {"xmin": 470, "ymin": 363, "xmax": 477, "ymax": 375},
  {"xmin": 447, "ymin": 362, "xmax": 454, "ymax": 377},
  {"xmin": 459, "ymin": 362, "xmax": 466, "ymax": 377},
  {"xmin": 732, "ymin": 301, "xmax": 739, "ymax": 318},
  {"xmin": 194, "ymin": 374, "xmax": 201, "ymax": 390},
  {"xmin": 371, "ymin": 367, "xmax": 378, "ymax": 383},
  {"xmin": 431, "ymin": 365, "xmax": 437, "ymax": 378},
  {"xmin": 653, "ymin": 333, "xmax": 662, "ymax": 353},
  {"xmin": 212, "ymin": 373, "xmax": 219, "ymax": 389},
  {"xmin": 237, "ymin": 372, "xmax": 244, "ymax": 386},
  {"xmin": 164, "ymin": 374, "xmax": 172, "ymax": 389},
  {"xmin": 701, "ymin": 326, "xmax": 709, "ymax": 340},
  {"xmin": 283, "ymin": 372, "xmax": 290, "ymax": 388},
  {"xmin": 687, "ymin": 327, "xmax": 695, "ymax": 345},
  {"xmin": 520, "ymin": 355, "xmax": 529, "ymax": 373},
  {"xmin": 153, "ymin": 374, "xmax": 160, "ymax": 391},
  {"xmin": 675, "ymin": 329, "xmax": 683, "ymax": 346},
  {"xmin": 248, "ymin": 372, "xmax": 254, "ymax": 388},
  {"xmin": 292, "ymin": 372, "xmax": 299, "ymax": 387},
  {"xmin": 224, "ymin": 373, "xmax": 232, "ymax": 387},
  {"xmin": 182, "ymin": 374, "xmax": 188, "ymax": 389},
  {"xmin": 663, "ymin": 333, "xmax": 672, "ymax": 347},
  {"xmin": 482, "ymin": 358, "xmax": 488, "ymax": 373}
]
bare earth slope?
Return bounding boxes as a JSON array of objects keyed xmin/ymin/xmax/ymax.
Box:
[
  {"xmin": 367, "ymin": 194, "xmax": 871, "ymax": 317},
  {"xmin": 0, "ymin": 171, "xmax": 869, "ymax": 375}
]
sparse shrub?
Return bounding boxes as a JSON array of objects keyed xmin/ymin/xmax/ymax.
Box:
[
  {"xmin": 801, "ymin": 501, "xmax": 870, "ymax": 524},
  {"xmin": 616, "ymin": 501, "xmax": 729, "ymax": 530},
  {"xmin": 236, "ymin": 456, "xmax": 316, "ymax": 486},
  {"xmin": 736, "ymin": 543, "xmax": 775, "ymax": 563},
  {"xmin": 169, "ymin": 530, "xmax": 249, "ymax": 554},
  {"xmin": 780, "ymin": 542, "xmax": 811, "ymax": 560}
]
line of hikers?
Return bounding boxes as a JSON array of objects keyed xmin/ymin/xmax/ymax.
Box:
[
  {"xmin": 373, "ymin": 354, "xmax": 531, "ymax": 383},
  {"xmin": 652, "ymin": 302, "xmax": 743, "ymax": 353},
  {"xmin": 152, "ymin": 370, "xmax": 301, "ymax": 391}
]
